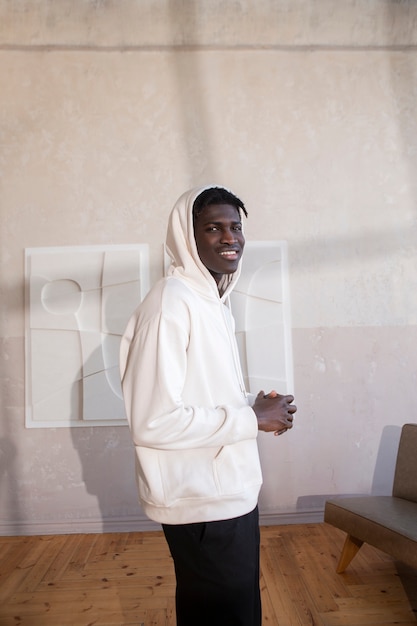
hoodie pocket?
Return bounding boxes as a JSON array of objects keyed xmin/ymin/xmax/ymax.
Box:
[
  {"xmin": 141, "ymin": 447, "xmax": 220, "ymax": 506},
  {"xmin": 136, "ymin": 442, "xmax": 261, "ymax": 507},
  {"xmin": 213, "ymin": 440, "xmax": 262, "ymax": 496}
]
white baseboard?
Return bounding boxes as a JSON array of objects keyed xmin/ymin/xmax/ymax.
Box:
[
  {"xmin": 0, "ymin": 509, "xmax": 324, "ymax": 537},
  {"xmin": 259, "ymin": 509, "xmax": 324, "ymax": 526},
  {"xmin": 0, "ymin": 517, "xmax": 161, "ymax": 536}
]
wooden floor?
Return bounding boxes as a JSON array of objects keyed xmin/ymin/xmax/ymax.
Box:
[{"xmin": 0, "ymin": 523, "xmax": 416, "ymax": 626}]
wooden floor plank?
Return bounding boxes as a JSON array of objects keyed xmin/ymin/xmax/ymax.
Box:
[
  {"xmin": 260, "ymin": 544, "xmax": 296, "ymax": 625},
  {"xmin": 286, "ymin": 527, "xmax": 346, "ymax": 613},
  {"xmin": 0, "ymin": 523, "xmax": 416, "ymax": 626},
  {"xmin": 19, "ymin": 535, "xmax": 69, "ymax": 594},
  {"xmin": 0, "ymin": 537, "xmax": 55, "ymax": 604},
  {"xmin": 0, "ymin": 539, "xmax": 34, "ymax": 602},
  {"xmin": 262, "ymin": 534, "xmax": 325, "ymax": 626}
]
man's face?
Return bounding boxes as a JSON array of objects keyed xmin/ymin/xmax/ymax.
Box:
[{"xmin": 194, "ymin": 203, "xmax": 245, "ymax": 284}]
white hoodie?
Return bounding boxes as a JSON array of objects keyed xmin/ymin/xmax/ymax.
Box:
[{"xmin": 120, "ymin": 185, "xmax": 262, "ymax": 524}]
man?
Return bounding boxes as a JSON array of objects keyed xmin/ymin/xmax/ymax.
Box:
[{"xmin": 120, "ymin": 185, "xmax": 297, "ymax": 626}]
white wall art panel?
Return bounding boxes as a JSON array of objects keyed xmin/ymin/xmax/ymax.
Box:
[
  {"xmin": 25, "ymin": 245, "xmax": 149, "ymax": 428},
  {"xmin": 231, "ymin": 241, "xmax": 293, "ymax": 397},
  {"xmin": 165, "ymin": 240, "xmax": 294, "ymax": 396}
]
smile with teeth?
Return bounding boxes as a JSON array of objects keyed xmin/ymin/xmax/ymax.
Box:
[{"xmin": 219, "ymin": 250, "xmax": 239, "ymax": 258}]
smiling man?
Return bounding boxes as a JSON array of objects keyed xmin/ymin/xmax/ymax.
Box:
[
  {"xmin": 193, "ymin": 192, "xmax": 245, "ymax": 283},
  {"xmin": 120, "ymin": 185, "xmax": 297, "ymax": 626}
]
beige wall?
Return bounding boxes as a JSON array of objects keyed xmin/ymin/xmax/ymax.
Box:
[{"xmin": 1, "ymin": 0, "xmax": 416, "ymax": 534}]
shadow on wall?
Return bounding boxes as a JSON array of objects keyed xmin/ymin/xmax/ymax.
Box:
[
  {"xmin": 371, "ymin": 424, "xmax": 402, "ymax": 495},
  {"xmin": 167, "ymin": 0, "xmax": 217, "ymax": 183},
  {"xmin": 69, "ymin": 347, "xmax": 146, "ymax": 533},
  {"xmin": 0, "ymin": 437, "xmax": 22, "ymax": 530},
  {"xmin": 296, "ymin": 423, "xmax": 402, "ymax": 514},
  {"xmin": 385, "ymin": 0, "xmax": 417, "ymax": 219}
]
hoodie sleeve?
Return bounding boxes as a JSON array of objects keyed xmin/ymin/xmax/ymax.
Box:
[{"xmin": 120, "ymin": 293, "xmax": 258, "ymax": 451}]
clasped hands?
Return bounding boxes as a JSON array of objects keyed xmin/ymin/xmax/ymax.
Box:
[{"xmin": 253, "ymin": 390, "xmax": 297, "ymax": 436}]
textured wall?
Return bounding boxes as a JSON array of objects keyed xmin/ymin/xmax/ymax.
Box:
[{"xmin": 1, "ymin": 0, "xmax": 417, "ymax": 533}]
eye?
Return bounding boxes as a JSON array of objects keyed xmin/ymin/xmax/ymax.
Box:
[
  {"xmin": 206, "ymin": 225, "xmax": 219, "ymax": 232},
  {"xmin": 233, "ymin": 224, "xmax": 242, "ymax": 231}
]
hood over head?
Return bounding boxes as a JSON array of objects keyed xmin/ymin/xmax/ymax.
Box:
[{"xmin": 165, "ymin": 185, "xmax": 245, "ymax": 300}]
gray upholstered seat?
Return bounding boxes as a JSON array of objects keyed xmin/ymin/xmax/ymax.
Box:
[{"xmin": 324, "ymin": 423, "xmax": 417, "ymax": 572}]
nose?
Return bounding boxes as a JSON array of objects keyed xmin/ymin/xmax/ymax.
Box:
[{"xmin": 220, "ymin": 228, "xmax": 237, "ymax": 244}]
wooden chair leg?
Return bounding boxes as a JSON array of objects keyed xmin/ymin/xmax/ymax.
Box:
[{"xmin": 336, "ymin": 534, "xmax": 364, "ymax": 573}]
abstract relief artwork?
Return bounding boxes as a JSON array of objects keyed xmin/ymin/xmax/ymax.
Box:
[
  {"xmin": 25, "ymin": 245, "xmax": 149, "ymax": 428},
  {"xmin": 231, "ymin": 241, "xmax": 293, "ymax": 396}
]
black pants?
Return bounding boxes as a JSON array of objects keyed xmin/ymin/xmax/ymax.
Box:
[{"xmin": 162, "ymin": 506, "xmax": 261, "ymax": 626}]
